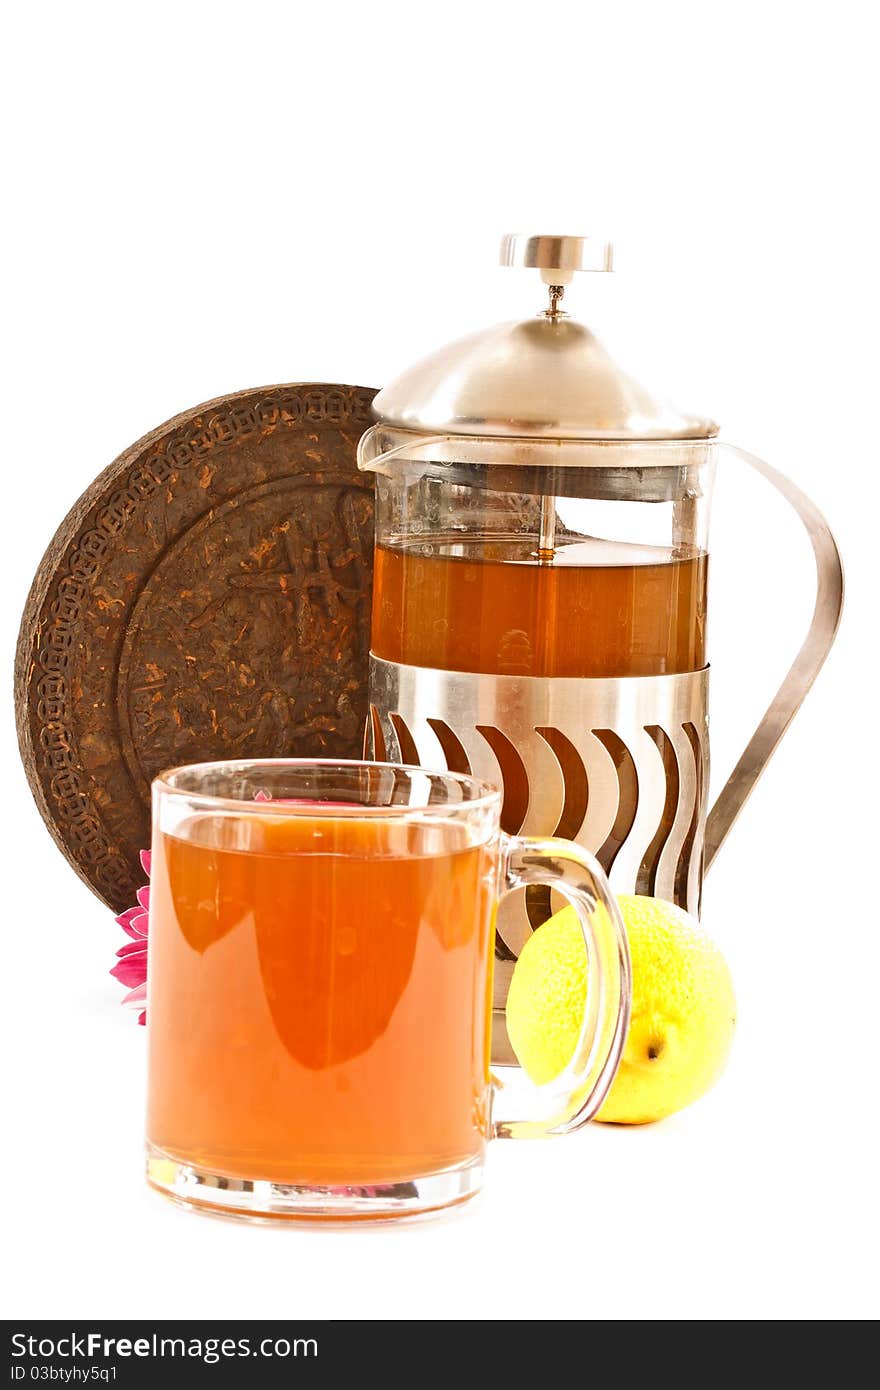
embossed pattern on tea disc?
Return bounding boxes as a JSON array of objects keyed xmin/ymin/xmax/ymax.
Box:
[{"xmin": 15, "ymin": 384, "xmax": 377, "ymax": 911}]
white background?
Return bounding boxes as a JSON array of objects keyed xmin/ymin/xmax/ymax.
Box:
[{"xmin": 2, "ymin": 0, "xmax": 877, "ymax": 1322}]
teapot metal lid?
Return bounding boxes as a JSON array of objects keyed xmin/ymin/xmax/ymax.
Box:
[{"xmin": 370, "ymin": 234, "xmax": 719, "ymax": 444}]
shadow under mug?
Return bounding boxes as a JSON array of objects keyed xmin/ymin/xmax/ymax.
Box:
[{"xmin": 146, "ymin": 759, "xmax": 631, "ymax": 1221}]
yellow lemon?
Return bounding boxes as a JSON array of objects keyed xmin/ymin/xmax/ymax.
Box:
[{"xmin": 505, "ymin": 894, "xmax": 735, "ymax": 1124}]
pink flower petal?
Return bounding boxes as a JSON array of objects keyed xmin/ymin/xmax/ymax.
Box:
[
  {"xmin": 116, "ymin": 940, "xmax": 147, "ymax": 959},
  {"xmin": 113, "ymin": 857, "xmax": 153, "ymax": 1025},
  {"xmin": 116, "ymin": 909, "xmax": 149, "ymax": 939},
  {"xmin": 127, "ymin": 910, "xmax": 149, "ymax": 939},
  {"xmin": 115, "ymin": 906, "xmax": 143, "ymax": 938},
  {"xmin": 111, "ymin": 955, "xmax": 148, "ymax": 988}
]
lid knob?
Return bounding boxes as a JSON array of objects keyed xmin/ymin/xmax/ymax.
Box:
[{"xmin": 500, "ymin": 233, "xmax": 614, "ymax": 286}]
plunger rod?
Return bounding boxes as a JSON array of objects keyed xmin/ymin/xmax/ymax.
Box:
[{"xmin": 538, "ymin": 493, "xmax": 557, "ymax": 563}]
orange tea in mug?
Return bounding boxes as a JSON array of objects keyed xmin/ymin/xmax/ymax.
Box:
[
  {"xmin": 149, "ymin": 810, "xmax": 495, "ymax": 1187},
  {"xmin": 146, "ymin": 760, "xmax": 630, "ymax": 1221}
]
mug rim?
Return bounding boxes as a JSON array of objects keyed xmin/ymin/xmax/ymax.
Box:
[{"xmin": 152, "ymin": 756, "xmax": 502, "ymax": 818}]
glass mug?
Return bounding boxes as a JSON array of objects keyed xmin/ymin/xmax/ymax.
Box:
[{"xmin": 146, "ymin": 759, "xmax": 631, "ymax": 1221}]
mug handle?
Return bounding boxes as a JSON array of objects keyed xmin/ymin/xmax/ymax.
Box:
[{"xmin": 491, "ymin": 834, "xmax": 632, "ymax": 1139}]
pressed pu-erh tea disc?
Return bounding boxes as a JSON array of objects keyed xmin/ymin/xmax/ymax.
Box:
[{"xmin": 15, "ymin": 383, "xmax": 377, "ymax": 911}]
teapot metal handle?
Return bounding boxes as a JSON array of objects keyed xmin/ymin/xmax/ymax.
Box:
[{"xmin": 704, "ymin": 448, "xmax": 844, "ymax": 870}]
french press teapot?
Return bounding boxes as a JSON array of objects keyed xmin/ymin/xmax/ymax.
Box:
[{"xmin": 359, "ymin": 234, "xmax": 843, "ymax": 1062}]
